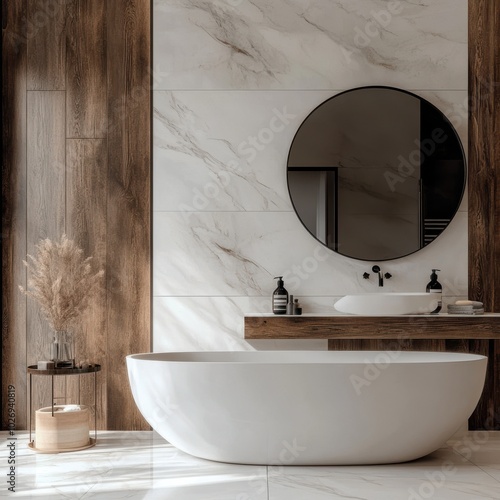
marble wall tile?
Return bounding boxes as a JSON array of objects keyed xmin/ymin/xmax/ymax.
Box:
[
  {"xmin": 153, "ymin": 296, "xmax": 257, "ymax": 351},
  {"xmin": 154, "ymin": 296, "xmax": 343, "ymax": 351},
  {"xmin": 153, "ymin": 0, "xmax": 467, "ymax": 90},
  {"xmin": 154, "ymin": 211, "xmax": 467, "ymax": 297},
  {"xmin": 153, "ymin": 90, "xmax": 468, "ymax": 213},
  {"xmin": 153, "ymin": 90, "xmax": 332, "ymax": 212},
  {"xmin": 153, "ymin": 1, "xmax": 468, "ymax": 352},
  {"xmin": 153, "ymin": 293, "xmax": 469, "ymax": 354}
]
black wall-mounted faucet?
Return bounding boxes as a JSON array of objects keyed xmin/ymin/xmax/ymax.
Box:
[{"xmin": 370, "ymin": 265, "xmax": 392, "ymax": 287}]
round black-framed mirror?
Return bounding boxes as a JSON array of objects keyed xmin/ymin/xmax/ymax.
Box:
[{"xmin": 287, "ymin": 86, "xmax": 466, "ymax": 261}]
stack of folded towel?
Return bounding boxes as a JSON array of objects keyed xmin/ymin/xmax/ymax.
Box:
[{"xmin": 447, "ymin": 300, "xmax": 484, "ymax": 315}]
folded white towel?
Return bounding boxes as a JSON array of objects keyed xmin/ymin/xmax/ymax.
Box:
[
  {"xmin": 62, "ymin": 405, "xmax": 82, "ymax": 412},
  {"xmin": 455, "ymin": 300, "xmax": 483, "ymax": 308},
  {"xmin": 448, "ymin": 305, "xmax": 484, "ymax": 315}
]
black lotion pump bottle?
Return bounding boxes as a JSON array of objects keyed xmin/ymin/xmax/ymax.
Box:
[
  {"xmin": 272, "ymin": 276, "xmax": 288, "ymax": 315},
  {"xmin": 426, "ymin": 269, "xmax": 442, "ymax": 313}
]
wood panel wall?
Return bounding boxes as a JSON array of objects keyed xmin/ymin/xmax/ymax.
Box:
[
  {"xmin": 469, "ymin": 1, "xmax": 500, "ymax": 313},
  {"xmin": 468, "ymin": 0, "xmax": 500, "ymax": 431},
  {"xmin": 2, "ymin": 1, "xmax": 498, "ymax": 431},
  {"xmin": 2, "ymin": 0, "xmax": 151, "ymax": 430}
]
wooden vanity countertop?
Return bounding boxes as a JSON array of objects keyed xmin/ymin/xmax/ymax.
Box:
[{"xmin": 244, "ymin": 313, "xmax": 500, "ymax": 340}]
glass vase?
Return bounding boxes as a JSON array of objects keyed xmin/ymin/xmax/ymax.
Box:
[{"xmin": 51, "ymin": 331, "xmax": 75, "ymax": 368}]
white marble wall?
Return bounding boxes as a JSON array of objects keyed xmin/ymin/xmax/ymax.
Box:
[{"xmin": 153, "ymin": 0, "xmax": 469, "ymax": 351}]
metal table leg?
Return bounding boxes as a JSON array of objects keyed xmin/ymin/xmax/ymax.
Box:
[
  {"xmin": 51, "ymin": 375, "xmax": 54, "ymax": 416},
  {"xmin": 94, "ymin": 370, "xmax": 97, "ymax": 441},
  {"xmin": 29, "ymin": 373, "xmax": 32, "ymax": 444}
]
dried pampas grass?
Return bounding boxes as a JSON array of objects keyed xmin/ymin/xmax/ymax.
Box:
[{"xmin": 19, "ymin": 235, "xmax": 104, "ymax": 332}]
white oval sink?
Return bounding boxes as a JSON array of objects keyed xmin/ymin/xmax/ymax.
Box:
[{"xmin": 334, "ymin": 293, "xmax": 439, "ymax": 315}]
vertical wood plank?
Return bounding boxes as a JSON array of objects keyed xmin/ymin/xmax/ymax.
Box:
[
  {"xmin": 468, "ymin": 0, "xmax": 500, "ymax": 313},
  {"xmin": 330, "ymin": 339, "xmax": 447, "ymax": 352},
  {"xmin": 2, "ymin": 0, "xmax": 28, "ymax": 431},
  {"xmin": 4, "ymin": 0, "xmax": 151, "ymax": 431},
  {"xmin": 26, "ymin": 0, "xmax": 67, "ymax": 90},
  {"xmin": 359, "ymin": 340, "xmax": 394, "ymax": 351},
  {"xmin": 407, "ymin": 340, "xmax": 446, "ymax": 351},
  {"xmin": 493, "ymin": 0, "xmax": 500, "ymax": 315},
  {"xmin": 328, "ymin": 340, "xmax": 364, "ymax": 350},
  {"xmin": 26, "ymin": 91, "xmax": 66, "ymax": 419},
  {"xmin": 494, "ymin": 340, "xmax": 500, "ymax": 429},
  {"xmin": 468, "ymin": 0, "xmax": 500, "ymax": 430},
  {"xmin": 445, "ymin": 339, "xmax": 470, "ymax": 353},
  {"xmin": 468, "ymin": 340, "xmax": 493, "ymax": 430},
  {"xmin": 66, "ymin": 0, "xmax": 107, "ymax": 138},
  {"xmin": 106, "ymin": 0, "xmax": 151, "ymax": 430},
  {"xmin": 444, "ymin": 339, "xmax": 487, "ymax": 429},
  {"xmin": 66, "ymin": 139, "xmax": 108, "ymax": 429}
]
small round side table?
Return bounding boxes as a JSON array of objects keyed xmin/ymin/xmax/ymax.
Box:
[{"xmin": 27, "ymin": 364, "xmax": 101, "ymax": 452}]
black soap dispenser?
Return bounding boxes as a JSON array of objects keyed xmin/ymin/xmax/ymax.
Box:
[
  {"xmin": 272, "ymin": 276, "xmax": 289, "ymax": 315},
  {"xmin": 426, "ymin": 269, "xmax": 442, "ymax": 314}
]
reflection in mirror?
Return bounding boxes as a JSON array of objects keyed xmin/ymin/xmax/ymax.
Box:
[{"xmin": 287, "ymin": 87, "xmax": 466, "ymax": 261}]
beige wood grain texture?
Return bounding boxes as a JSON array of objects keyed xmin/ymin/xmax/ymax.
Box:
[
  {"xmin": 26, "ymin": 91, "xmax": 67, "ymax": 422},
  {"xmin": 4, "ymin": 0, "xmax": 151, "ymax": 431},
  {"xmin": 245, "ymin": 316, "xmax": 500, "ymax": 340},
  {"xmin": 26, "ymin": 0, "xmax": 67, "ymax": 90},
  {"xmin": 2, "ymin": 0, "xmax": 28, "ymax": 430},
  {"xmin": 106, "ymin": 0, "xmax": 151, "ymax": 430},
  {"xmin": 66, "ymin": 0, "xmax": 107, "ymax": 138},
  {"xmin": 66, "ymin": 139, "xmax": 108, "ymax": 429}
]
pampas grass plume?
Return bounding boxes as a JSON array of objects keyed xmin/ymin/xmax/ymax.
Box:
[{"xmin": 19, "ymin": 235, "xmax": 104, "ymax": 331}]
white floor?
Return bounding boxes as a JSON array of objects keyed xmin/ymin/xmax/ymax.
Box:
[{"xmin": 1, "ymin": 431, "xmax": 499, "ymax": 499}]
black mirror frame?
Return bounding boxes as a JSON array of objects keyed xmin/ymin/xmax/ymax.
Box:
[{"xmin": 286, "ymin": 85, "xmax": 467, "ymax": 262}]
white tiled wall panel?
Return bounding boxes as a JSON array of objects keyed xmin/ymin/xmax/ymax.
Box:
[{"xmin": 153, "ymin": 0, "xmax": 468, "ymax": 351}]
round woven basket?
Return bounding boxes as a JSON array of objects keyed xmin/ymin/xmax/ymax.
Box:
[{"xmin": 35, "ymin": 405, "xmax": 90, "ymax": 451}]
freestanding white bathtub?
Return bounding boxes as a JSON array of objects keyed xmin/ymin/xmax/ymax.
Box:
[{"xmin": 126, "ymin": 351, "xmax": 487, "ymax": 465}]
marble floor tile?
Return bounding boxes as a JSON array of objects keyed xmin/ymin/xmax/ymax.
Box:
[
  {"xmin": 449, "ymin": 432, "xmax": 500, "ymax": 483},
  {"xmin": 2, "ymin": 431, "xmax": 267, "ymax": 499},
  {"xmin": 2, "ymin": 431, "xmax": 499, "ymax": 500},
  {"xmin": 268, "ymin": 442, "xmax": 500, "ymax": 500}
]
